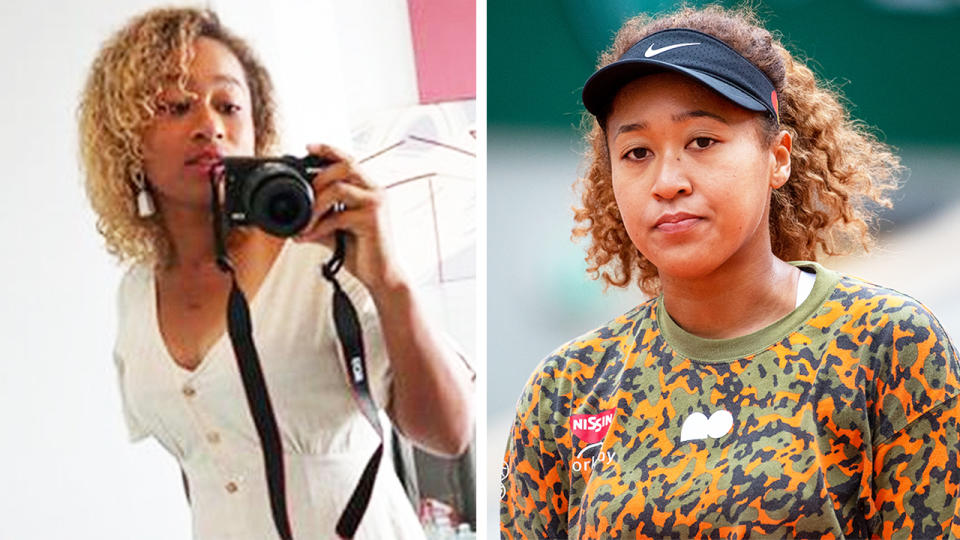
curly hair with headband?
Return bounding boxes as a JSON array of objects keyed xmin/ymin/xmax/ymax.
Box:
[
  {"xmin": 572, "ymin": 5, "xmax": 902, "ymax": 296},
  {"xmin": 78, "ymin": 7, "xmax": 277, "ymax": 267}
]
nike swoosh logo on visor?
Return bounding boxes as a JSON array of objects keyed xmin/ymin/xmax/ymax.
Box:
[{"xmin": 644, "ymin": 42, "xmax": 700, "ymax": 57}]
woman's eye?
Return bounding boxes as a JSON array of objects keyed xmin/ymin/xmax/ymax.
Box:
[
  {"xmin": 689, "ymin": 137, "xmax": 716, "ymax": 149},
  {"xmin": 218, "ymin": 103, "xmax": 242, "ymax": 115},
  {"xmin": 625, "ymin": 147, "xmax": 650, "ymax": 160},
  {"xmin": 159, "ymin": 100, "xmax": 191, "ymax": 116}
]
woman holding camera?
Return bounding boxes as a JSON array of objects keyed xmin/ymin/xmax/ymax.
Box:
[{"xmin": 79, "ymin": 7, "xmax": 472, "ymax": 539}]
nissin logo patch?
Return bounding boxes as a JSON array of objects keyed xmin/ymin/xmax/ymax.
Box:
[{"xmin": 570, "ymin": 409, "xmax": 615, "ymax": 443}]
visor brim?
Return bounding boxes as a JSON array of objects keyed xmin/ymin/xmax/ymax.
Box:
[{"xmin": 582, "ymin": 59, "xmax": 769, "ymax": 120}]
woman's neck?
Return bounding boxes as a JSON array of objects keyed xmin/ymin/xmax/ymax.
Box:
[
  {"xmin": 158, "ymin": 203, "xmax": 282, "ymax": 272},
  {"xmin": 159, "ymin": 203, "xmax": 220, "ymax": 270},
  {"xmin": 659, "ymin": 253, "xmax": 800, "ymax": 340}
]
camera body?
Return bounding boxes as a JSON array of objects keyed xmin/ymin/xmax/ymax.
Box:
[{"xmin": 220, "ymin": 155, "xmax": 329, "ymax": 237}]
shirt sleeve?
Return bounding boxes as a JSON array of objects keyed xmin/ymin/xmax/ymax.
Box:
[
  {"xmin": 500, "ymin": 363, "xmax": 569, "ymax": 540},
  {"xmin": 113, "ymin": 350, "xmax": 149, "ymax": 443},
  {"xmin": 871, "ymin": 300, "xmax": 960, "ymax": 538},
  {"xmin": 113, "ymin": 269, "xmax": 149, "ymax": 443},
  {"xmin": 873, "ymin": 395, "xmax": 960, "ymax": 538}
]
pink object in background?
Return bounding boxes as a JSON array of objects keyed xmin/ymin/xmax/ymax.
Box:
[{"xmin": 406, "ymin": 0, "xmax": 476, "ymax": 103}]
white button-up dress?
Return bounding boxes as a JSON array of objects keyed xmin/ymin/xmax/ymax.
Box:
[{"xmin": 114, "ymin": 241, "xmax": 426, "ymax": 539}]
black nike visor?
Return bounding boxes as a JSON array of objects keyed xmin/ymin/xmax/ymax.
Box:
[{"xmin": 582, "ymin": 28, "xmax": 779, "ymax": 124}]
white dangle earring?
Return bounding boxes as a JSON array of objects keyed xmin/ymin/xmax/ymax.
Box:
[{"xmin": 133, "ymin": 171, "xmax": 156, "ymax": 218}]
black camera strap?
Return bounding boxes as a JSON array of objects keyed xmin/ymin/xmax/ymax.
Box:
[
  {"xmin": 211, "ymin": 177, "xmax": 294, "ymax": 540},
  {"xmin": 210, "ymin": 175, "xmax": 383, "ymax": 540},
  {"xmin": 320, "ymin": 230, "xmax": 385, "ymax": 539}
]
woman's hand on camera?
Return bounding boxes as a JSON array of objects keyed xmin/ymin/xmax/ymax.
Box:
[
  {"xmin": 298, "ymin": 144, "xmax": 473, "ymax": 456},
  {"xmin": 294, "ymin": 143, "xmax": 404, "ymax": 296}
]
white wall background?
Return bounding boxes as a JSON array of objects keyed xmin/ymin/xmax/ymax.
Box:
[{"xmin": 0, "ymin": 1, "xmax": 445, "ymax": 538}]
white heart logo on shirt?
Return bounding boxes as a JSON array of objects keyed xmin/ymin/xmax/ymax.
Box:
[{"xmin": 680, "ymin": 410, "xmax": 733, "ymax": 442}]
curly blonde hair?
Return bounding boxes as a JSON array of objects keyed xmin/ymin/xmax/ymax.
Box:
[
  {"xmin": 572, "ymin": 5, "xmax": 902, "ymax": 295},
  {"xmin": 78, "ymin": 7, "xmax": 277, "ymax": 266}
]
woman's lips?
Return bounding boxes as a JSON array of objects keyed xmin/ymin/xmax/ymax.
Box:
[
  {"xmin": 185, "ymin": 147, "xmax": 224, "ymax": 173},
  {"xmin": 185, "ymin": 158, "xmax": 222, "ymax": 174},
  {"xmin": 656, "ymin": 217, "xmax": 701, "ymax": 233},
  {"xmin": 654, "ymin": 213, "xmax": 703, "ymax": 233}
]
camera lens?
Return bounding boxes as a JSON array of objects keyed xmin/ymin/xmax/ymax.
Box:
[
  {"xmin": 267, "ymin": 193, "xmax": 301, "ymax": 225},
  {"xmin": 245, "ymin": 166, "xmax": 314, "ymax": 237}
]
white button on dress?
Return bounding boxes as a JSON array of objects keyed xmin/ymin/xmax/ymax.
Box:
[{"xmin": 113, "ymin": 242, "xmax": 426, "ymax": 539}]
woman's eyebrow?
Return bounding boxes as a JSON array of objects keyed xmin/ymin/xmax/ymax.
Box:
[
  {"xmin": 615, "ymin": 109, "xmax": 727, "ymax": 137},
  {"xmin": 672, "ymin": 109, "xmax": 728, "ymax": 124},
  {"xmin": 615, "ymin": 121, "xmax": 648, "ymax": 136},
  {"xmin": 211, "ymin": 74, "xmax": 244, "ymax": 87},
  {"xmin": 184, "ymin": 74, "xmax": 245, "ymax": 89}
]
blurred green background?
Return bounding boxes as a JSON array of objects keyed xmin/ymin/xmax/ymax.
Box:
[
  {"xmin": 487, "ymin": 1, "xmax": 960, "ymax": 537},
  {"xmin": 491, "ymin": 0, "xmax": 959, "ymax": 144}
]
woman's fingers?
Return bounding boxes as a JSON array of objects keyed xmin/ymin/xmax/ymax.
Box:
[
  {"xmin": 314, "ymin": 181, "xmax": 380, "ymax": 221},
  {"xmin": 310, "ymin": 162, "xmax": 365, "ymax": 188},
  {"xmin": 306, "ymin": 143, "xmax": 352, "ymax": 164},
  {"xmin": 299, "ymin": 181, "xmax": 382, "ymax": 239},
  {"xmin": 307, "ymin": 143, "xmax": 373, "ymax": 189},
  {"xmin": 299, "ymin": 143, "xmax": 399, "ymax": 292},
  {"xmin": 295, "ymin": 208, "xmax": 368, "ymax": 244}
]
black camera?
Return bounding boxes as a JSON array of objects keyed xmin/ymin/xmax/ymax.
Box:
[{"xmin": 220, "ymin": 155, "xmax": 330, "ymax": 237}]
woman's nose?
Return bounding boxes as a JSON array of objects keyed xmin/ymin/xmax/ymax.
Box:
[
  {"xmin": 650, "ymin": 153, "xmax": 692, "ymax": 200},
  {"xmin": 190, "ymin": 104, "xmax": 225, "ymax": 142}
]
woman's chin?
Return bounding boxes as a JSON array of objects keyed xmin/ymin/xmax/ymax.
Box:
[{"xmin": 647, "ymin": 252, "xmax": 723, "ymax": 283}]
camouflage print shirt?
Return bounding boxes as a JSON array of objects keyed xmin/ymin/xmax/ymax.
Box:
[{"xmin": 501, "ymin": 262, "xmax": 960, "ymax": 539}]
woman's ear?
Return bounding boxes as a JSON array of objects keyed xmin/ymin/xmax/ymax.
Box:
[{"xmin": 770, "ymin": 129, "xmax": 792, "ymax": 189}]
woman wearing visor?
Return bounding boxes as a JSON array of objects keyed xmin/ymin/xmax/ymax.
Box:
[
  {"xmin": 500, "ymin": 6, "xmax": 960, "ymax": 539},
  {"xmin": 79, "ymin": 7, "xmax": 473, "ymax": 539}
]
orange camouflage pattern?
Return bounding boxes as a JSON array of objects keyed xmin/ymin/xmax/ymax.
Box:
[{"xmin": 501, "ymin": 268, "xmax": 960, "ymax": 539}]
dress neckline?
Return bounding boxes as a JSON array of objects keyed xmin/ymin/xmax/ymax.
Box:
[{"xmin": 149, "ymin": 239, "xmax": 290, "ymax": 377}]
